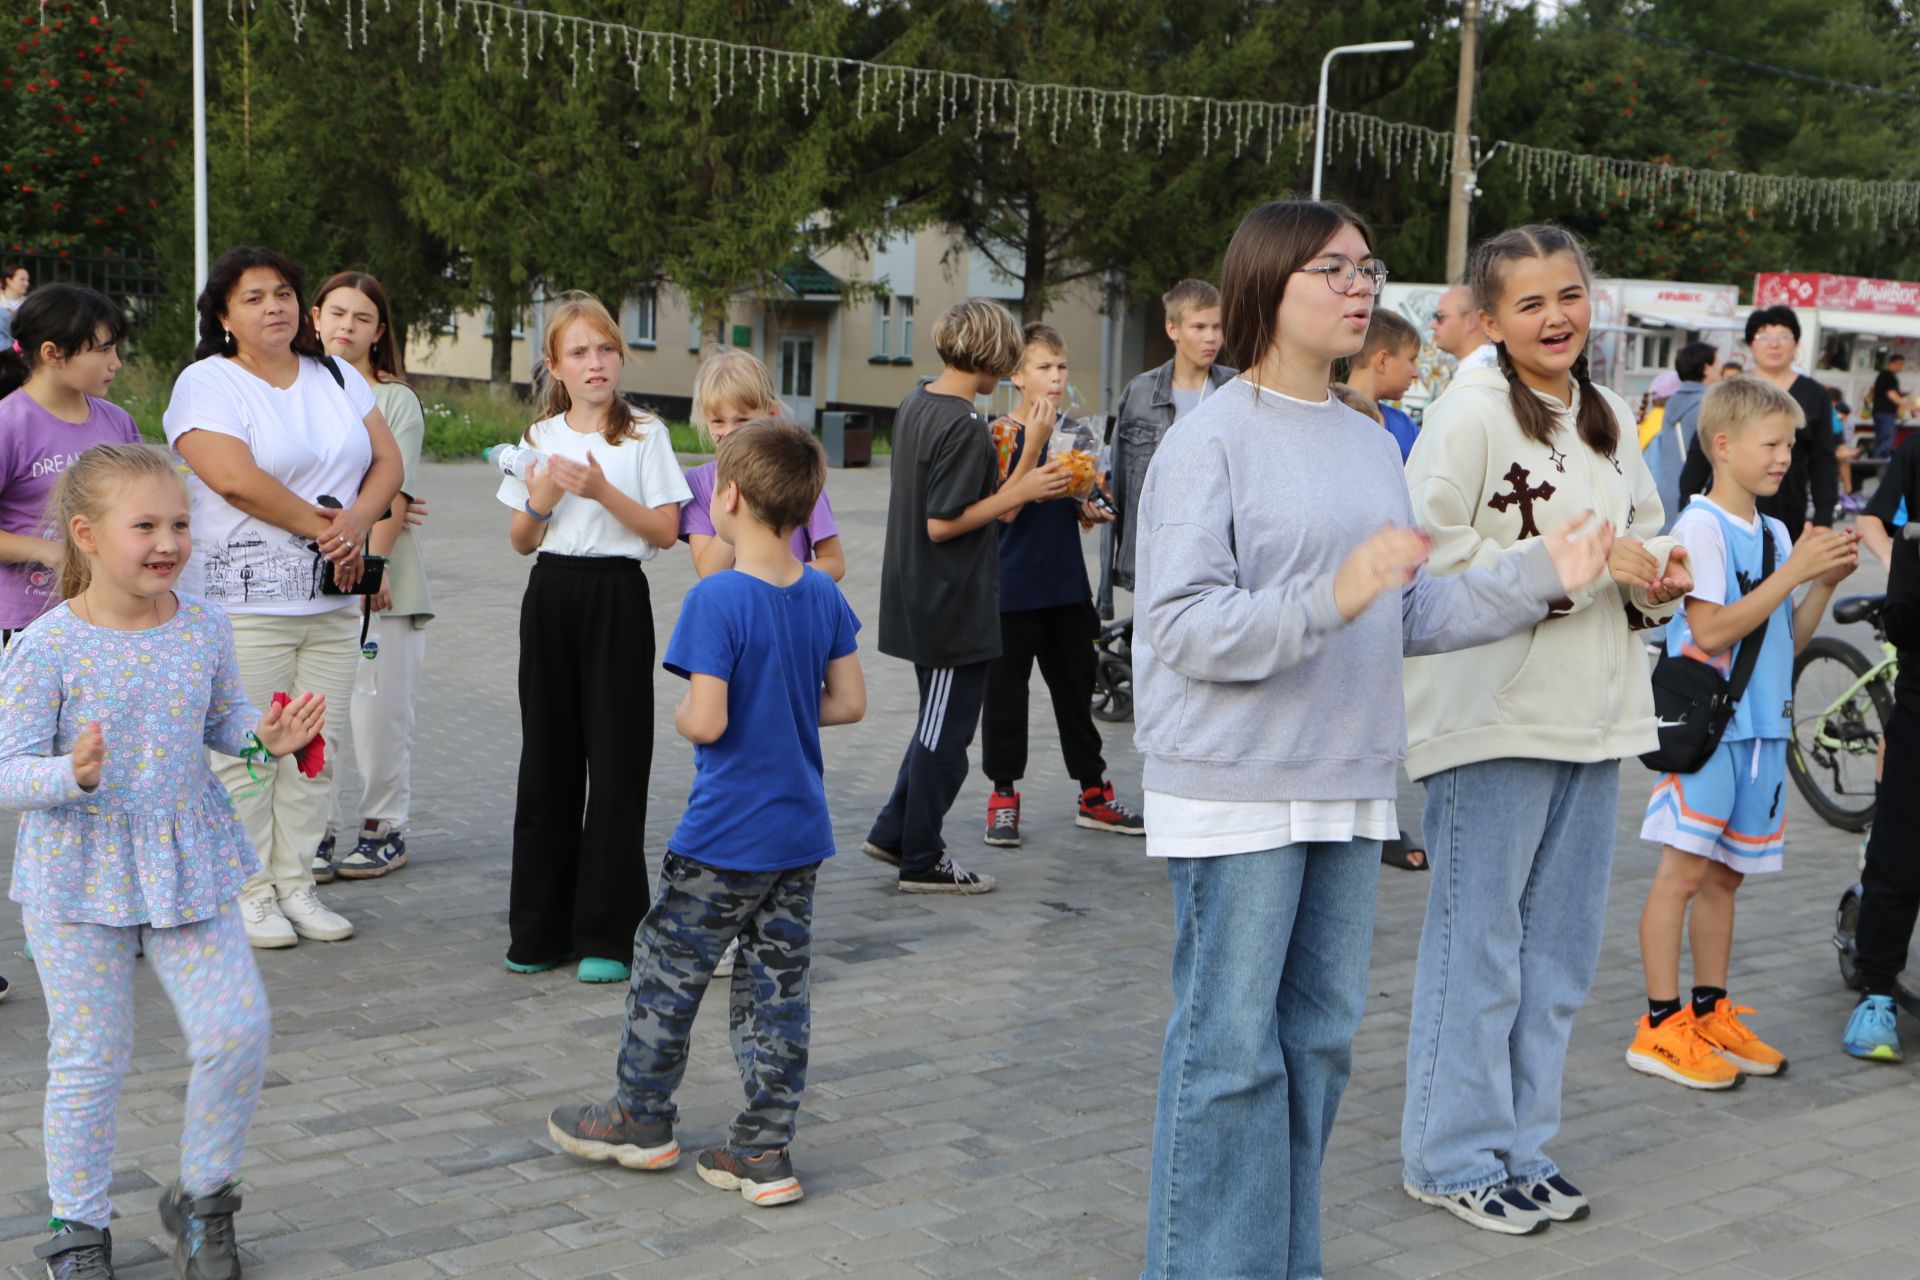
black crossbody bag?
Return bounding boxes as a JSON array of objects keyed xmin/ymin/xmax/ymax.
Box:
[{"xmin": 1640, "ymin": 528, "xmax": 1774, "ymax": 774}]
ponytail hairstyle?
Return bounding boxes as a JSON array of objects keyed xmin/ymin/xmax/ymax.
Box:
[
  {"xmin": 194, "ymin": 246, "xmax": 324, "ymax": 362},
  {"xmin": 313, "ymin": 270, "xmax": 407, "ymax": 383},
  {"xmin": 1468, "ymin": 224, "xmax": 1617, "ymax": 457},
  {"xmin": 537, "ymin": 292, "xmax": 649, "ymax": 445},
  {"xmin": 47, "ymin": 444, "xmax": 187, "ymax": 601},
  {"xmin": 0, "ymin": 284, "xmax": 128, "ymax": 400},
  {"xmin": 691, "ymin": 346, "xmax": 782, "ymax": 447}
]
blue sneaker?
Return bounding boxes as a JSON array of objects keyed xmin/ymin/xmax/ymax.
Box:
[
  {"xmin": 335, "ymin": 821, "xmax": 407, "ymax": 880},
  {"xmin": 1844, "ymin": 995, "xmax": 1902, "ymax": 1063}
]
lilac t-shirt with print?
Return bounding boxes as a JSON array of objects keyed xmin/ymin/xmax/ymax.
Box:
[
  {"xmin": 679, "ymin": 460, "xmax": 838, "ymax": 563},
  {"xmin": 0, "ymin": 389, "xmax": 140, "ymax": 629}
]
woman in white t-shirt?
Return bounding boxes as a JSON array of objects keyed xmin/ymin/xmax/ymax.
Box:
[
  {"xmin": 495, "ymin": 293, "xmax": 690, "ymax": 985},
  {"xmin": 163, "ymin": 246, "xmax": 404, "ymax": 951}
]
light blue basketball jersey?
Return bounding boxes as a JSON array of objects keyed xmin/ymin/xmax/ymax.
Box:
[{"xmin": 1665, "ymin": 501, "xmax": 1794, "ymax": 742}]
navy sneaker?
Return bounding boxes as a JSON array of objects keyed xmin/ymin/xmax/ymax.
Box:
[
  {"xmin": 310, "ymin": 833, "xmax": 337, "ymax": 884},
  {"xmin": 335, "ymin": 821, "xmax": 407, "ymax": 880},
  {"xmin": 548, "ymin": 1100, "xmax": 679, "ymax": 1170},
  {"xmin": 159, "ymin": 1180, "xmax": 241, "ymax": 1280},
  {"xmin": 1521, "ymin": 1174, "xmax": 1590, "ymax": 1221},
  {"xmin": 697, "ymin": 1146, "xmax": 804, "ymax": 1206},
  {"xmin": 1404, "ymin": 1181, "xmax": 1551, "ymax": 1235},
  {"xmin": 34, "ymin": 1223, "xmax": 113, "ymax": 1279}
]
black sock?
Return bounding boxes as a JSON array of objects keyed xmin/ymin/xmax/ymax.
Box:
[
  {"xmin": 1691, "ymin": 986, "xmax": 1727, "ymax": 1019},
  {"xmin": 1648, "ymin": 997, "xmax": 1684, "ymax": 1027}
]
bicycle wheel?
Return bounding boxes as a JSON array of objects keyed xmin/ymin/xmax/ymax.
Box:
[
  {"xmin": 1091, "ymin": 655, "xmax": 1133, "ymax": 723},
  {"xmin": 1789, "ymin": 637, "xmax": 1892, "ymax": 831}
]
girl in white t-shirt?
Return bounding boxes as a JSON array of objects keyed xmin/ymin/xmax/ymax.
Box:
[{"xmin": 496, "ymin": 293, "xmax": 690, "ymax": 984}]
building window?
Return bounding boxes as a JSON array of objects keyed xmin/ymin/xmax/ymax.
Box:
[
  {"xmin": 896, "ymin": 296, "xmax": 914, "ymax": 361},
  {"xmin": 689, "ymin": 318, "xmax": 702, "ymax": 352},
  {"xmin": 1635, "ymin": 333, "xmax": 1674, "ymax": 372},
  {"xmin": 482, "ymin": 307, "xmax": 526, "ymax": 340},
  {"xmin": 872, "ymin": 296, "xmax": 891, "ymax": 359},
  {"xmin": 623, "ymin": 290, "xmax": 657, "ymax": 348},
  {"xmin": 872, "ymin": 295, "xmax": 913, "ymax": 362}
]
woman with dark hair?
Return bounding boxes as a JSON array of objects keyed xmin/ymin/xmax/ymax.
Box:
[
  {"xmin": 162, "ymin": 246, "xmax": 404, "ymax": 949},
  {"xmin": 0, "ymin": 264, "xmax": 29, "ymax": 348},
  {"xmin": 308, "ymin": 271, "xmax": 432, "ymax": 882},
  {"xmin": 1131, "ymin": 201, "xmax": 1612, "ymax": 1278}
]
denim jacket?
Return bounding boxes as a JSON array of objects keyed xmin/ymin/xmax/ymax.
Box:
[{"xmin": 1104, "ymin": 359, "xmax": 1238, "ymax": 608}]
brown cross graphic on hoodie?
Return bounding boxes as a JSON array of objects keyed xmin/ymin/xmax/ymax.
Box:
[{"xmin": 1487, "ymin": 462, "xmax": 1555, "ymax": 539}]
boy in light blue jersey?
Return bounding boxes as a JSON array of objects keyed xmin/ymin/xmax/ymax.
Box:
[{"xmin": 1631, "ymin": 378, "xmax": 1858, "ymax": 1089}]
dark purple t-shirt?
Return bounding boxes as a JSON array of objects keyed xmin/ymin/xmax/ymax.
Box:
[
  {"xmin": 0, "ymin": 389, "xmax": 140, "ymax": 629},
  {"xmin": 678, "ymin": 460, "xmax": 838, "ymax": 563}
]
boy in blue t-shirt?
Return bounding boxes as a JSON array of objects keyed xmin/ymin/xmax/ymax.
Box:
[
  {"xmin": 1630, "ymin": 379, "xmax": 1856, "ymax": 1089},
  {"xmin": 982, "ymin": 324, "xmax": 1144, "ymax": 847},
  {"xmin": 548, "ymin": 420, "xmax": 866, "ymax": 1209}
]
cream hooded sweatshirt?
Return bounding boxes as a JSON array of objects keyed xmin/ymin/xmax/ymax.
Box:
[{"xmin": 1403, "ymin": 365, "xmax": 1678, "ymax": 779}]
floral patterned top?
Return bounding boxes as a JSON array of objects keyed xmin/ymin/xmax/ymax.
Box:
[{"xmin": 0, "ymin": 594, "xmax": 260, "ymax": 926}]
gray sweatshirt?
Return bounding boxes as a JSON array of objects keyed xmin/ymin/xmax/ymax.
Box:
[{"xmin": 1133, "ymin": 379, "xmax": 1568, "ymax": 802}]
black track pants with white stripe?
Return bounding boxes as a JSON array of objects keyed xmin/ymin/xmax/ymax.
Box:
[{"xmin": 867, "ymin": 661, "xmax": 992, "ymax": 876}]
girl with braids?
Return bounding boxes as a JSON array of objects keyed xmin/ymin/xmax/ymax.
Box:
[{"xmin": 1397, "ymin": 225, "xmax": 1693, "ymax": 1234}]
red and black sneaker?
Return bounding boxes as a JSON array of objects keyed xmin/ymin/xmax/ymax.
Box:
[
  {"xmin": 1077, "ymin": 781, "xmax": 1145, "ymax": 836},
  {"xmin": 985, "ymin": 788, "xmax": 1022, "ymax": 847}
]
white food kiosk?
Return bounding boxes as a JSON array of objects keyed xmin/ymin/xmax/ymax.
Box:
[{"xmin": 1752, "ymin": 272, "xmax": 1920, "ymax": 428}]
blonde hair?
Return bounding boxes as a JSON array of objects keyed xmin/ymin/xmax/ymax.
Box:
[
  {"xmin": 1698, "ymin": 375, "xmax": 1804, "ymax": 448},
  {"xmin": 49, "ymin": 444, "xmax": 187, "ymax": 600},
  {"xmin": 537, "ymin": 292, "xmax": 650, "ymax": 445},
  {"xmin": 932, "ymin": 299, "xmax": 1024, "ymax": 377},
  {"xmin": 692, "ymin": 347, "xmax": 781, "ymax": 447},
  {"xmin": 714, "ymin": 418, "xmax": 827, "ymax": 535},
  {"xmin": 1162, "ymin": 279, "xmax": 1221, "ymax": 326}
]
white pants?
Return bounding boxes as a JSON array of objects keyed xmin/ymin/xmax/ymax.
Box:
[
  {"xmin": 330, "ymin": 615, "xmax": 426, "ymax": 830},
  {"xmin": 212, "ymin": 608, "xmax": 359, "ymax": 900}
]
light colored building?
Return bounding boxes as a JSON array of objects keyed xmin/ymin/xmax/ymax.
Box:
[{"xmin": 408, "ymin": 226, "xmax": 1171, "ymax": 427}]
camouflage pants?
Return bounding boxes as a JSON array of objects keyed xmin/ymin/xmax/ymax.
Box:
[{"xmin": 615, "ymin": 853, "xmax": 818, "ymax": 1154}]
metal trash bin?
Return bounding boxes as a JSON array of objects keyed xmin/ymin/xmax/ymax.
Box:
[{"xmin": 821, "ymin": 410, "xmax": 873, "ymax": 468}]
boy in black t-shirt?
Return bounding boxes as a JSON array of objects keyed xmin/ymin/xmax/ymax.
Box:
[
  {"xmin": 866, "ymin": 301, "xmax": 1070, "ymax": 894},
  {"xmin": 1847, "ymin": 433, "xmax": 1920, "ymax": 1061},
  {"xmin": 981, "ymin": 324, "xmax": 1144, "ymax": 849}
]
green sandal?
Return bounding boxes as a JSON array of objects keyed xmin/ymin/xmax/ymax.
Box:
[{"xmin": 576, "ymin": 957, "xmax": 631, "ymax": 984}]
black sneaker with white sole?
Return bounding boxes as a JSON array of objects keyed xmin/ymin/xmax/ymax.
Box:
[
  {"xmin": 898, "ymin": 857, "xmax": 997, "ymax": 895},
  {"xmin": 548, "ymin": 1100, "xmax": 679, "ymax": 1171},
  {"xmin": 860, "ymin": 840, "xmax": 902, "ymax": 867},
  {"xmin": 697, "ymin": 1146, "xmax": 804, "ymax": 1206},
  {"xmin": 1521, "ymin": 1174, "xmax": 1590, "ymax": 1221},
  {"xmin": 1404, "ymin": 1181, "xmax": 1551, "ymax": 1235}
]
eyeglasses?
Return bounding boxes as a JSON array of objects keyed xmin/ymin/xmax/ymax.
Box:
[
  {"xmin": 1297, "ymin": 255, "xmax": 1389, "ymax": 296},
  {"xmin": 1750, "ymin": 329, "xmax": 1797, "ymax": 345}
]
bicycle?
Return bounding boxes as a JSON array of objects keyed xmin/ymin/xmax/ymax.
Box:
[{"xmin": 1788, "ymin": 593, "xmax": 1896, "ymax": 831}]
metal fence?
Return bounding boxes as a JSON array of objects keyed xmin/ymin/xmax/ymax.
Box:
[{"xmin": 6, "ymin": 250, "xmax": 169, "ymax": 323}]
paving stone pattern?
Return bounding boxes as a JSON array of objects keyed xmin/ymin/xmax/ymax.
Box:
[{"xmin": 1, "ymin": 459, "xmax": 1917, "ymax": 1279}]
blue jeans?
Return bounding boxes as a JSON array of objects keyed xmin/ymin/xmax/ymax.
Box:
[
  {"xmin": 1401, "ymin": 758, "xmax": 1619, "ymax": 1196},
  {"xmin": 1873, "ymin": 412, "xmax": 1899, "ymax": 459},
  {"xmin": 1143, "ymin": 841, "xmax": 1382, "ymax": 1280}
]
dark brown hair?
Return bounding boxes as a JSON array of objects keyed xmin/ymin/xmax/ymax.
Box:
[
  {"xmin": 714, "ymin": 418, "xmax": 826, "ymax": 536},
  {"xmin": 194, "ymin": 246, "xmax": 324, "ymax": 362},
  {"xmin": 314, "ymin": 270, "xmax": 407, "ymax": 384},
  {"xmin": 1468, "ymin": 224, "xmax": 1616, "ymax": 455},
  {"xmin": 0, "ymin": 284, "xmax": 127, "ymax": 399},
  {"xmin": 1221, "ymin": 200, "xmax": 1373, "ymax": 374}
]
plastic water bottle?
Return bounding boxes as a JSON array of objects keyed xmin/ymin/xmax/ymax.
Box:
[
  {"xmin": 484, "ymin": 443, "xmax": 549, "ymax": 481},
  {"xmin": 355, "ymin": 614, "xmax": 380, "ymax": 698}
]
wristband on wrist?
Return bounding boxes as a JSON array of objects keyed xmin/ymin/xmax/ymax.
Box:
[{"xmin": 524, "ymin": 500, "xmax": 553, "ymax": 522}]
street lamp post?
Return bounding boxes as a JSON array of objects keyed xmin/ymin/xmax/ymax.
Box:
[{"xmin": 1312, "ymin": 40, "xmax": 1416, "ymax": 202}]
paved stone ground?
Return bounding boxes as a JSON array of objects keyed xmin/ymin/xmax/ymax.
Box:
[{"xmin": 1, "ymin": 458, "xmax": 1917, "ymax": 1280}]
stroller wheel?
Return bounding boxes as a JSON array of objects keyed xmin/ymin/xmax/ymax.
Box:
[
  {"xmin": 1835, "ymin": 885, "xmax": 1864, "ymax": 991},
  {"xmin": 1092, "ymin": 654, "xmax": 1133, "ymax": 723}
]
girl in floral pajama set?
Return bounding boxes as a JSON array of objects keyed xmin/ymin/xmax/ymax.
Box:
[{"xmin": 0, "ymin": 444, "xmax": 325, "ymax": 1279}]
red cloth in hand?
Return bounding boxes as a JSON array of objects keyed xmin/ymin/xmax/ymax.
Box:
[{"xmin": 270, "ymin": 692, "xmax": 327, "ymax": 779}]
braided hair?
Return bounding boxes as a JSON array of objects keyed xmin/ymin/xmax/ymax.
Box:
[{"xmin": 1470, "ymin": 225, "xmax": 1617, "ymax": 458}]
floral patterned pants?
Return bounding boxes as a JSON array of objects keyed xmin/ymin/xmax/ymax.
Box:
[{"xmin": 23, "ymin": 902, "xmax": 271, "ymax": 1228}]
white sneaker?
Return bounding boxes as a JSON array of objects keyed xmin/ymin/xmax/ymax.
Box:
[
  {"xmin": 240, "ymin": 891, "xmax": 297, "ymax": 949},
  {"xmin": 714, "ymin": 937, "xmax": 740, "ymax": 978},
  {"xmin": 1404, "ymin": 1181, "xmax": 1551, "ymax": 1236},
  {"xmin": 278, "ymin": 884, "xmax": 354, "ymax": 942}
]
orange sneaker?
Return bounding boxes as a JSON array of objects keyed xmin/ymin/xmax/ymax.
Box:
[
  {"xmin": 1693, "ymin": 998, "xmax": 1788, "ymax": 1076},
  {"xmin": 1626, "ymin": 1009, "xmax": 1746, "ymax": 1090}
]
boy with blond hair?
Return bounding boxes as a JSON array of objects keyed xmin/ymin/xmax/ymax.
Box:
[
  {"xmin": 865, "ymin": 300, "xmax": 1071, "ymax": 894},
  {"xmin": 548, "ymin": 420, "xmax": 866, "ymax": 1207},
  {"xmin": 1631, "ymin": 377, "xmax": 1857, "ymax": 1089},
  {"xmin": 1109, "ymin": 279, "xmax": 1236, "ymax": 595}
]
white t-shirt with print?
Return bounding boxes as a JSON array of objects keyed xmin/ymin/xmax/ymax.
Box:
[
  {"xmin": 494, "ymin": 413, "xmax": 691, "ymax": 560},
  {"xmin": 163, "ymin": 355, "xmax": 376, "ymax": 616}
]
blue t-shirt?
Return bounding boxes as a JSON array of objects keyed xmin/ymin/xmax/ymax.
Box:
[
  {"xmin": 995, "ymin": 420, "xmax": 1093, "ymax": 613},
  {"xmin": 663, "ymin": 568, "xmax": 861, "ymax": 871},
  {"xmin": 1381, "ymin": 403, "xmax": 1419, "ymax": 462},
  {"xmin": 1666, "ymin": 499, "xmax": 1794, "ymax": 742}
]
